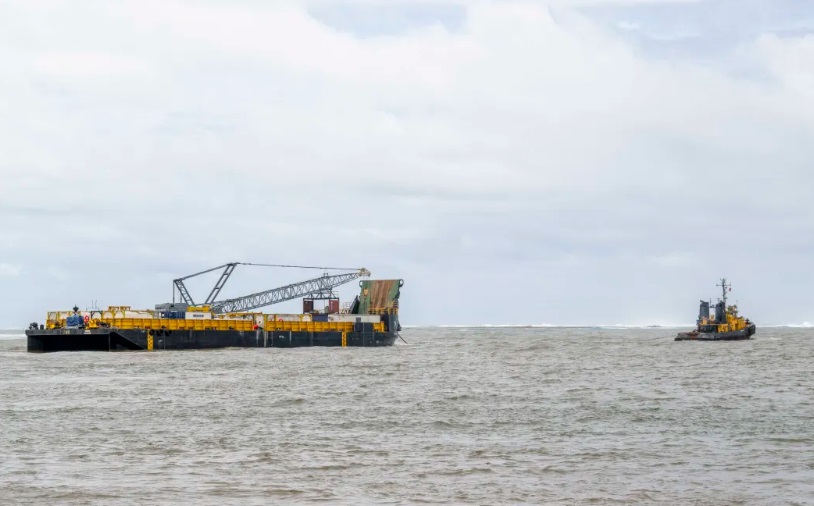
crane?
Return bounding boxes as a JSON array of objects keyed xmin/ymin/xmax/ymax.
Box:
[{"xmin": 171, "ymin": 263, "xmax": 370, "ymax": 314}]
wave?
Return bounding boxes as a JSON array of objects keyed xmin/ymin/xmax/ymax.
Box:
[
  {"xmin": 440, "ymin": 324, "xmax": 558, "ymax": 328},
  {"xmin": 763, "ymin": 323, "xmax": 814, "ymax": 328},
  {"xmin": 0, "ymin": 330, "xmax": 25, "ymax": 340},
  {"xmin": 407, "ymin": 324, "xmax": 694, "ymax": 329},
  {"xmin": 408, "ymin": 323, "xmax": 814, "ymax": 329},
  {"xmin": 593, "ymin": 323, "xmax": 693, "ymax": 329}
]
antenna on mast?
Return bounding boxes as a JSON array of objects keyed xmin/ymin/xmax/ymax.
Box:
[{"xmin": 716, "ymin": 278, "xmax": 730, "ymax": 306}]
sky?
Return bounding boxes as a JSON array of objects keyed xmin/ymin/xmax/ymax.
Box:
[{"xmin": 1, "ymin": 0, "xmax": 813, "ymax": 327}]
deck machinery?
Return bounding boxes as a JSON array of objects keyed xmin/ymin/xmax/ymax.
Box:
[{"xmin": 26, "ymin": 263, "xmax": 403, "ymax": 352}]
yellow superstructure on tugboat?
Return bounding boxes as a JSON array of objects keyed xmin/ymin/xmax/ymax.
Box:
[{"xmin": 676, "ymin": 278, "xmax": 756, "ymax": 341}]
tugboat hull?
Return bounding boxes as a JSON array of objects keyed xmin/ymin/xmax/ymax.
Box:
[{"xmin": 675, "ymin": 324, "xmax": 756, "ymax": 341}]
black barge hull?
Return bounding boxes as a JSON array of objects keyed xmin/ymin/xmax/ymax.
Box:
[
  {"xmin": 26, "ymin": 327, "xmax": 397, "ymax": 352},
  {"xmin": 675, "ymin": 324, "xmax": 756, "ymax": 341}
]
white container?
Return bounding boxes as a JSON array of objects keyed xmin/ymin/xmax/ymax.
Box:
[
  {"xmin": 125, "ymin": 310, "xmax": 154, "ymax": 319},
  {"xmin": 327, "ymin": 314, "xmax": 380, "ymax": 323},
  {"xmin": 185, "ymin": 312, "xmax": 213, "ymax": 320},
  {"xmin": 216, "ymin": 314, "xmax": 253, "ymax": 321}
]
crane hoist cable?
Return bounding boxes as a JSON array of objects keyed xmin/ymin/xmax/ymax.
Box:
[{"xmin": 239, "ymin": 262, "xmax": 361, "ymax": 271}]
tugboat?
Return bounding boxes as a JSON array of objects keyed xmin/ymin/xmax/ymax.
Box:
[{"xmin": 675, "ymin": 278, "xmax": 756, "ymax": 341}]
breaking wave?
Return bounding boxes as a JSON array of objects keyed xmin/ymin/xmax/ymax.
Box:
[
  {"xmin": 0, "ymin": 330, "xmax": 25, "ymax": 341},
  {"xmin": 412, "ymin": 323, "xmax": 694, "ymax": 329}
]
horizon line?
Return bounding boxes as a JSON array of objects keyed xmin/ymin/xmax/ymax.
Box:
[{"xmin": 4, "ymin": 323, "xmax": 814, "ymax": 332}]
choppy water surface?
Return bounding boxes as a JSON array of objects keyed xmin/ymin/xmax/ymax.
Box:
[{"xmin": 1, "ymin": 327, "xmax": 813, "ymax": 505}]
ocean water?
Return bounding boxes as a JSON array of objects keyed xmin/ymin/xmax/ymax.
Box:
[{"xmin": 1, "ymin": 327, "xmax": 812, "ymax": 505}]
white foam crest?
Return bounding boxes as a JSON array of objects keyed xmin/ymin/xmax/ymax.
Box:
[
  {"xmin": 409, "ymin": 323, "xmax": 694, "ymax": 329},
  {"xmin": 0, "ymin": 330, "xmax": 25, "ymax": 340}
]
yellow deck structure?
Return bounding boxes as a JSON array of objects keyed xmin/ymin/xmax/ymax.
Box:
[
  {"xmin": 45, "ymin": 306, "xmax": 384, "ymax": 333},
  {"xmin": 697, "ymin": 305, "xmax": 750, "ymax": 333}
]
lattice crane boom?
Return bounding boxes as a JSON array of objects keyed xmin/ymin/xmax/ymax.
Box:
[
  {"xmin": 209, "ymin": 269, "xmax": 370, "ymax": 313},
  {"xmin": 173, "ymin": 263, "xmax": 238, "ymax": 306},
  {"xmin": 170, "ymin": 262, "xmax": 370, "ymax": 312}
]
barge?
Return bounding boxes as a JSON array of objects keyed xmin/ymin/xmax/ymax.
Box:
[
  {"xmin": 675, "ymin": 278, "xmax": 755, "ymax": 341},
  {"xmin": 26, "ymin": 264, "xmax": 403, "ymax": 352}
]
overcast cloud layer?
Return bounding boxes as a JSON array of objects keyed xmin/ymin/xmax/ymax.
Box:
[{"xmin": 1, "ymin": 0, "xmax": 813, "ymax": 327}]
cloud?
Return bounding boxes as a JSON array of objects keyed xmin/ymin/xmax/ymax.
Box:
[
  {"xmin": 0, "ymin": 264, "xmax": 22, "ymax": 277},
  {"xmin": 0, "ymin": 0, "xmax": 813, "ymax": 326},
  {"xmin": 32, "ymin": 51, "xmax": 152, "ymax": 82}
]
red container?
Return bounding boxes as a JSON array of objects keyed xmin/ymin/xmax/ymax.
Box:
[
  {"xmin": 303, "ymin": 299, "xmax": 314, "ymax": 313},
  {"xmin": 328, "ymin": 299, "xmax": 339, "ymax": 314}
]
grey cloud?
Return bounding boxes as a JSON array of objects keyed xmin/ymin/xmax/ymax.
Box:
[
  {"xmin": 1, "ymin": 0, "xmax": 813, "ymax": 327},
  {"xmin": 308, "ymin": 2, "xmax": 467, "ymax": 37}
]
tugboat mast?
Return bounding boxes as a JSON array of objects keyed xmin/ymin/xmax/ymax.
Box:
[{"xmin": 716, "ymin": 278, "xmax": 730, "ymax": 306}]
